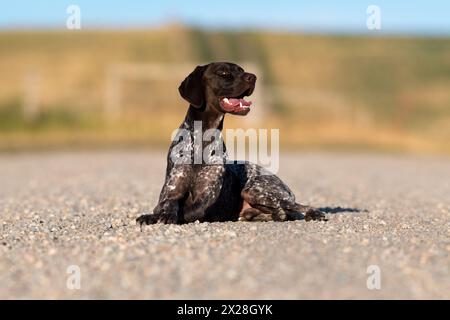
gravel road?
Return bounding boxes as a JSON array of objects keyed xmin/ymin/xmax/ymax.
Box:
[{"xmin": 0, "ymin": 151, "xmax": 449, "ymax": 299}]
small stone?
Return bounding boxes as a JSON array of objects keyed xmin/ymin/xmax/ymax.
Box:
[
  {"xmin": 112, "ymin": 219, "xmax": 122, "ymax": 228},
  {"xmin": 226, "ymin": 231, "xmax": 237, "ymax": 238}
]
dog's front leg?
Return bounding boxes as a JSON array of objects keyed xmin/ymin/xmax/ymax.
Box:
[
  {"xmin": 136, "ymin": 165, "xmax": 191, "ymax": 225},
  {"xmin": 182, "ymin": 165, "xmax": 225, "ymax": 223}
]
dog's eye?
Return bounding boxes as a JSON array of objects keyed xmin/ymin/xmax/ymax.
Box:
[{"xmin": 217, "ymin": 70, "xmax": 230, "ymax": 77}]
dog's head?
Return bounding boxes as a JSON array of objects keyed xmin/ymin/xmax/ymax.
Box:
[{"xmin": 178, "ymin": 62, "xmax": 256, "ymax": 116}]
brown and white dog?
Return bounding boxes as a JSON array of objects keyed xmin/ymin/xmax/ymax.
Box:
[{"xmin": 137, "ymin": 62, "xmax": 326, "ymax": 225}]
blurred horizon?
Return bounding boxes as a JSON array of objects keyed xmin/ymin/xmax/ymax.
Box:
[{"xmin": 1, "ymin": 2, "xmax": 450, "ymax": 155}]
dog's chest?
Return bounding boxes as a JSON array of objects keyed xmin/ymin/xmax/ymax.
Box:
[{"xmin": 170, "ymin": 127, "xmax": 228, "ymax": 166}]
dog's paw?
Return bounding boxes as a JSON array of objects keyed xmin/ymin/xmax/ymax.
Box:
[
  {"xmin": 136, "ymin": 213, "xmax": 159, "ymax": 226},
  {"xmin": 304, "ymin": 208, "xmax": 327, "ymax": 222},
  {"xmin": 136, "ymin": 213, "xmax": 178, "ymax": 227},
  {"xmin": 157, "ymin": 213, "xmax": 178, "ymax": 224}
]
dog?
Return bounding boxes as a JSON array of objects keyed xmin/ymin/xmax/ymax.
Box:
[{"xmin": 136, "ymin": 62, "xmax": 326, "ymax": 225}]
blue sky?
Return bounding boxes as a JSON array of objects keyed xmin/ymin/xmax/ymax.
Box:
[{"xmin": 2, "ymin": 0, "xmax": 450, "ymax": 35}]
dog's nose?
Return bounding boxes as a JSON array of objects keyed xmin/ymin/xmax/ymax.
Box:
[{"xmin": 243, "ymin": 73, "xmax": 256, "ymax": 83}]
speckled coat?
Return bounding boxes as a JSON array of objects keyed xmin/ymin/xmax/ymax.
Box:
[{"xmin": 136, "ymin": 62, "xmax": 326, "ymax": 225}]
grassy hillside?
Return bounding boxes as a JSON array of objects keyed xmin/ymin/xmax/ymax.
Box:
[{"xmin": 1, "ymin": 27, "xmax": 450, "ymax": 153}]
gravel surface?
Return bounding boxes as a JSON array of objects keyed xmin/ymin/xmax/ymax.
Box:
[{"xmin": 0, "ymin": 151, "xmax": 449, "ymax": 299}]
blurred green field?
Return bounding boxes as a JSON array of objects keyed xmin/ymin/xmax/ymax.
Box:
[{"xmin": 1, "ymin": 27, "xmax": 450, "ymax": 153}]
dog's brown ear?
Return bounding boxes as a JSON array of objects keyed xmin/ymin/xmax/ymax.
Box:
[{"xmin": 178, "ymin": 65, "xmax": 207, "ymax": 108}]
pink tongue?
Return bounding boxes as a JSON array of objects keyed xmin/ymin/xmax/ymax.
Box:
[{"xmin": 228, "ymin": 98, "xmax": 252, "ymax": 107}]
